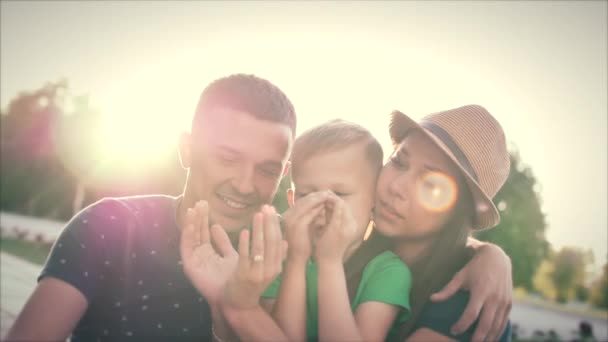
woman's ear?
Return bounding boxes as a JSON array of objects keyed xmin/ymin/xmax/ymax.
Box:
[
  {"xmin": 287, "ymin": 188, "xmax": 295, "ymax": 208},
  {"xmin": 178, "ymin": 132, "xmax": 192, "ymax": 169}
]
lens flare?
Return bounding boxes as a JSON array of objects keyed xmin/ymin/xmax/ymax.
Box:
[{"xmin": 416, "ymin": 171, "xmax": 458, "ymax": 213}]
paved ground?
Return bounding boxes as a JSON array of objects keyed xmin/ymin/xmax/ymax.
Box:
[{"xmin": 0, "ymin": 212, "xmax": 64, "ymax": 243}]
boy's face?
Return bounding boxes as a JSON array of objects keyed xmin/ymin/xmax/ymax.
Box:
[{"xmin": 291, "ymin": 142, "xmax": 379, "ymax": 245}]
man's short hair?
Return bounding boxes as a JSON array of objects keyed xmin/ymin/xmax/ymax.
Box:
[
  {"xmin": 291, "ymin": 119, "xmax": 384, "ymax": 174},
  {"xmin": 192, "ymin": 74, "xmax": 296, "ymax": 137}
]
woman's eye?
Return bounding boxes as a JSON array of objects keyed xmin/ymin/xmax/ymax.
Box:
[
  {"xmin": 334, "ymin": 192, "xmax": 349, "ymax": 197},
  {"xmin": 390, "ymin": 155, "xmax": 409, "ymax": 170}
]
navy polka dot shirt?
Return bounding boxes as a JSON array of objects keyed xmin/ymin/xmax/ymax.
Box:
[{"xmin": 39, "ymin": 195, "xmax": 212, "ymax": 341}]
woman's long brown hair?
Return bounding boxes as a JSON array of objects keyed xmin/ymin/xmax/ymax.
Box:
[{"xmin": 344, "ymin": 150, "xmax": 476, "ymax": 341}]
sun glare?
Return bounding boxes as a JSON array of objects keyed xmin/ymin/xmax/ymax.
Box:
[{"xmin": 95, "ymin": 72, "xmax": 193, "ymax": 165}]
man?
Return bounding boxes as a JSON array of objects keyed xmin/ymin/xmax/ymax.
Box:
[{"xmin": 7, "ymin": 74, "xmax": 511, "ymax": 341}]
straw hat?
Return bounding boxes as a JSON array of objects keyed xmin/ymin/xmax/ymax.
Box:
[{"xmin": 389, "ymin": 104, "xmax": 510, "ymax": 230}]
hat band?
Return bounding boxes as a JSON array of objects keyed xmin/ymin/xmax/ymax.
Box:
[{"xmin": 420, "ymin": 121, "xmax": 479, "ymax": 183}]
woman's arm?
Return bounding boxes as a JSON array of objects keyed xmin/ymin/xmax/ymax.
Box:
[{"xmin": 431, "ymin": 238, "xmax": 512, "ymax": 341}]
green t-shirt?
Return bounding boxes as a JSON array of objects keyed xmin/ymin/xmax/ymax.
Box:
[{"xmin": 262, "ymin": 251, "xmax": 412, "ymax": 341}]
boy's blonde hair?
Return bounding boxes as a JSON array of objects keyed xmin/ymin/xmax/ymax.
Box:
[{"xmin": 290, "ymin": 119, "xmax": 384, "ymax": 174}]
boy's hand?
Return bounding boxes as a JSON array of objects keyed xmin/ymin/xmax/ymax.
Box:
[
  {"xmin": 180, "ymin": 201, "xmax": 239, "ymax": 307},
  {"xmin": 281, "ymin": 191, "xmax": 328, "ymax": 261},
  {"xmin": 314, "ymin": 193, "xmax": 358, "ymax": 263},
  {"xmin": 223, "ymin": 205, "xmax": 288, "ymax": 310}
]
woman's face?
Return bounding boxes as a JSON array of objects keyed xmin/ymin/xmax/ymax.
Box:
[{"xmin": 374, "ymin": 130, "xmax": 465, "ymax": 240}]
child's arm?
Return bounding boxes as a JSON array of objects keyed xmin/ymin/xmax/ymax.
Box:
[
  {"xmin": 315, "ymin": 195, "xmax": 410, "ymax": 342},
  {"xmin": 317, "ymin": 260, "xmax": 402, "ymax": 341},
  {"xmin": 271, "ymin": 256, "xmax": 309, "ymax": 341},
  {"xmin": 271, "ymin": 192, "xmax": 328, "ymax": 341}
]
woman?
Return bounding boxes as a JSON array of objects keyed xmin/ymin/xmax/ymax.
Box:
[{"xmin": 345, "ymin": 104, "xmax": 512, "ymax": 341}]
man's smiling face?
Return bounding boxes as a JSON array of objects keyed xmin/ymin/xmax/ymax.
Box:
[{"xmin": 184, "ymin": 106, "xmax": 293, "ymax": 232}]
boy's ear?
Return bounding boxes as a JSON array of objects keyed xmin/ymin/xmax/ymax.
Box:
[
  {"xmin": 287, "ymin": 188, "xmax": 295, "ymax": 208},
  {"xmin": 178, "ymin": 132, "xmax": 192, "ymax": 169}
]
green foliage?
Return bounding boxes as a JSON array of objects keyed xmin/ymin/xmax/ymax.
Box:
[
  {"xmin": 590, "ymin": 263, "xmax": 608, "ymax": 309},
  {"xmin": 0, "ymin": 237, "xmax": 52, "ymax": 265},
  {"xmin": 1, "ymin": 81, "xmax": 186, "ymax": 219},
  {"xmin": 475, "ymin": 151, "xmax": 550, "ymax": 290},
  {"xmin": 550, "ymin": 246, "xmax": 590, "ymax": 303},
  {"xmin": 1, "ymin": 80, "xmax": 75, "ymax": 219}
]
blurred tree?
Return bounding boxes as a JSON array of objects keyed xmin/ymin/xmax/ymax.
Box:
[
  {"xmin": 533, "ymin": 257, "xmax": 558, "ymax": 300},
  {"xmin": 475, "ymin": 150, "xmax": 550, "ymax": 290},
  {"xmin": 550, "ymin": 246, "xmax": 589, "ymax": 303},
  {"xmin": 590, "ymin": 262, "xmax": 608, "ymax": 309},
  {"xmin": 1, "ymin": 81, "xmax": 188, "ymax": 220},
  {"xmin": 1, "ymin": 80, "xmax": 75, "ymax": 219}
]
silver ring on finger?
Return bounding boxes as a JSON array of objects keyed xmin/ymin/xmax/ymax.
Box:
[{"xmin": 253, "ymin": 255, "xmax": 264, "ymax": 262}]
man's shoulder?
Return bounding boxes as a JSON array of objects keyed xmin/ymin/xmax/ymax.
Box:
[{"xmin": 83, "ymin": 194, "xmax": 178, "ymax": 220}]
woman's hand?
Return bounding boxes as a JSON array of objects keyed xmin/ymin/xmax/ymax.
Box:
[
  {"xmin": 431, "ymin": 242, "xmax": 512, "ymax": 342},
  {"xmin": 180, "ymin": 201, "xmax": 239, "ymax": 307},
  {"xmin": 223, "ymin": 205, "xmax": 288, "ymax": 310}
]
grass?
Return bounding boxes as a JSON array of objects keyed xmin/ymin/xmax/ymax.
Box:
[{"xmin": 0, "ymin": 237, "xmax": 52, "ymax": 265}]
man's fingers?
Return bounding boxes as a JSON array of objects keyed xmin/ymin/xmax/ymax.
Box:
[
  {"xmin": 262, "ymin": 205, "xmax": 279, "ymax": 276},
  {"xmin": 179, "ymin": 208, "xmax": 198, "ymax": 257},
  {"xmin": 238, "ymin": 229, "xmax": 250, "ymax": 271},
  {"xmin": 251, "ymin": 212, "xmax": 265, "ymax": 275},
  {"xmin": 280, "ymin": 240, "xmax": 288, "ymax": 266},
  {"xmin": 451, "ymin": 291, "xmax": 484, "ymax": 335},
  {"xmin": 210, "ymin": 224, "xmax": 235, "ymax": 257},
  {"xmin": 197, "ymin": 201, "xmax": 210, "ymax": 244},
  {"xmin": 430, "ymin": 271, "xmax": 464, "ymax": 302}
]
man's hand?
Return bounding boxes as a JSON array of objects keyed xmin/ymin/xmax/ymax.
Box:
[
  {"xmin": 224, "ymin": 205, "xmax": 287, "ymax": 310},
  {"xmin": 314, "ymin": 193, "xmax": 359, "ymax": 263},
  {"xmin": 431, "ymin": 243, "xmax": 512, "ymax": 342},
  {"xmin": 180, "ymin": 201, "xmax": 239, "ymax": 306},
  {"xmin": 281, "ymin": 191, "xmax": 328, "ymax": 261}
]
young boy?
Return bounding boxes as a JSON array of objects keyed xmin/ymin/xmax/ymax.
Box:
[{"xmin": 261, "ymin": 119, "xmax": 412, "ymax": 341}]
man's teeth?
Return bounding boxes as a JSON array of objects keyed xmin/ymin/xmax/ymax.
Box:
[{"xmin": 220, "ymin": 195, "xmax": 247, "ymax": 209}]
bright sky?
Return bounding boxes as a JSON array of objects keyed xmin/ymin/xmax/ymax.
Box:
[{"xmin": 1, "ymin": 1, "xmax": 606, "ymax": 269}]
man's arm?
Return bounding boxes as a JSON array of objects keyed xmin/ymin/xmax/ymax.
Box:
[
  {"xmin": 222, "ymin": 303, "xmax": 289, "ymax": 341},
  {"xmin": 431, "ymin": 237, "xmax": 512, "ymax": 342},
  {"xmin": 6, "ymin": 277, "xmax": 88, "ymax": 341},
  {"xmin": 7, "ymin": 199, "xmax": 123, "ymax": 341}
]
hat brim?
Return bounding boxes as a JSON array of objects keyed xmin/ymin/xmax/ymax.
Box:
[{"xmin": 389, "ymin": 110, "xmax": 500, "ymax": 230}]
